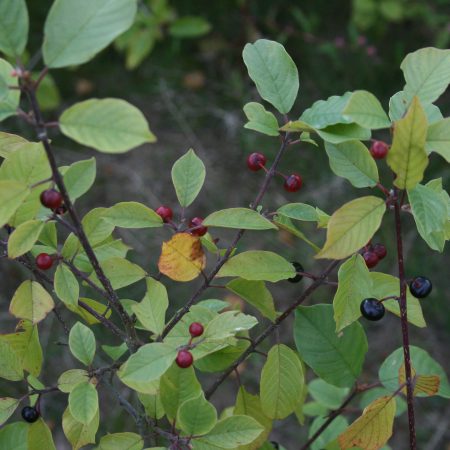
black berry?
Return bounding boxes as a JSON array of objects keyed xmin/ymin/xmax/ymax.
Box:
[
  {"xmin": 363, "ymin": 251, "xmax": 379, "ymax": 268},
  {"xmin": 288, "ymin": 262, "xmax": 304, "ymax": 283},
  {"xmin": 36, "ymin": 253, "xmax": 53, "ymax": 270},
  {"xmin": 409, "ymin": 276, "xmax": 432, "ymax": 299},
  {"xmin": 360, "ymin": 298, "xmax": 385, "ymax": 321},
  {"xmin": 283, "ymin": 174, "xmax": 303, "ymax": 192},
  {"xmin": 21, "ymin": 406, "xmax": 40, "ymax": 423}
]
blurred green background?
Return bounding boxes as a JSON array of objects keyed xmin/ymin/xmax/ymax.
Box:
[{"xmin": 1, "ymin": 0, "xmax": 449, "ymax": 448}]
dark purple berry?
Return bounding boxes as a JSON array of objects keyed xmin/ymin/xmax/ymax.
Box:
[
  {"xmin": 40, "ymin": 189, "xmax": 63, "ymax": 210},
  {"xmin": 373, "ymin": 243, "xmax": 387, "ymax": 260},
  {"xmin": 409, "ymin": 276, "xmax": 432, "ymax": 299},
  {"xmin": 360, "ymin": 298, "xmax": 385, "ymax": 321},
  {"xmin": 288, "ymin": 262, "xmax": 304, "ymax": 283},
  {"xmin": 21, "ymin": 406, "xmax": 40, "ymax": 423}
]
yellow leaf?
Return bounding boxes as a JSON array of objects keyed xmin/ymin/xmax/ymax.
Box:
[
  {"xmin": 338, "ymin": 396, "xmax": 396, "ymax": 450},
  {"xmin": 398, "ymin": 363, "xmax": 440, "ymax": 397},
  {"xmin": 158, "ymin": 233, "xmax": 206, "ymax": 282},
  {"xmin": 387, "ymin": 96, "xmax": 428, "ymax": 190}
]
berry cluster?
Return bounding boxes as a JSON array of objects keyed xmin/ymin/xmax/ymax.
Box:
[
  {"xmin": 155, "ymin": 206, "xmax": 208, "ymax": 237},
  {"xmin": 362, "ymin": 243, "xmax": 387, "ymax": 269},
  {"xmin": 176, "ymin": 322, "xmax": 204, "ymax": 369},
  {"xmin": 247, "ymin": 152, "xmax": 303, "ymax": 193}
]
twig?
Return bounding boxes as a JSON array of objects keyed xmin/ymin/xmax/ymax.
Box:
[
  {"xmin": 205, "ymin": 259, "xmax": 340, "ymax": 399},
  {"xmin": 394, "ymin": 192, "xmax": 416, "ymax": 449},
  {"xmin": 160, "ymin": 133, "xmax": 291, "ymax": 339}
]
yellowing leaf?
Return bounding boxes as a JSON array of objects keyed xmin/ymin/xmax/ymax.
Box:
[
  {"xmin": 158, "ymin": 233, "xmax": 206, "ymax": 282},
  {"xmin": 9, "ymin": 280, "xmax": 54, "ymax": 324},
  {"xmin": 338, "ymin": 396, "xmax": 396, "ymax": 450},
  {"xmin": 398, "ymin": 364, "xmax": 440, "ymax": 397},
  {"xmin": 387, "ymin": 96, "xmax": 428, "ymax": 190},
  {"xmin": 316, "ymin": 196, "xmax": 386, "ymax": 260}
]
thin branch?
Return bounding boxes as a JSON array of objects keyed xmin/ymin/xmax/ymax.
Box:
[
  {"xmin": 205, "ymin": 259, "xmax": 340, "ymax": 399},
  {"xmin": 22, "ymin": 82, "xmax": 139, "ymax": 350},
  {"xmin": 160, "ymin": 133, "xmax": 291, "ymax": 339},
  {"xmin": 394, "ymin": 193, "xmax": 416, "ymax": 449}
]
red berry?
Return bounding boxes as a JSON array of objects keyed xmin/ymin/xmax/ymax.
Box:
[
  {"xmin": 370, "ymin": 141, "xmax": 389, "ymax": 159},
  {"xmin": 54, "ymin": 204, "xmax": 67, "ymax": 215},
  {"xmin": 189, "ymin": 217, "xmax": 208, "ymax": 237},
  {"xmin": 284, "ymin": 174, "xmax": 303, "ymax": 192},
  {"xmin": 36, "ymin": 253, "xmax": 53, "ymax": 270},
  {"xmin": 156, "ymin": 206, "xmax": 173, "ymax": 223},
  {"xmin": 247, "ymin": 152, "xmax": 267, "ymax": 171},
  {"xmin": 40, "ymin": 189, "xmax": 63, "ymax": 210},
  {"xmin": 176, "ymin": 350, "xmax": 193, "ymax": 368},
  {"xmin": 189, "ymin": 322, "xmax": 204, "ymax": 337},
  {"xmin": 373, "ymin": 243, "xmax": 387, "ymax": 260},
  {"xmin": 363, "ymin": 251, "xmax": 379, "ymax": 268}
]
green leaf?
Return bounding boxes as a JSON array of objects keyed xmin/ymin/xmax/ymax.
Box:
[
  {"xmin": 0, "ymin": 0, "xmax": 28, "ymax": 57},
  {"xmin": 131, "ymin": 278, "xmax": 168, "ymax": 335},
  {"xmin": 316, "ymin": 196, "xmax": 386, "ymax": 260},
  {"xmin": 160, "ymin": 364, "xmax": 202, "ymax": 421},
  {"xmin": 359, "ymin": 387, "xmax": 407, "ymax": 418},
  {"xmin": 309, "ymin": 416, "xmax": 348, "ymax": 450},
  {"xmin": 96, "ymin": 432, "xmax": 143, "ymax": 450},
  {"xmin": 103, "ymin": 202, "xmax": 162, "ymax": 228},
  {"xmin": 342, "ymin": 91, "xmax": 391, "ymax": 129},
  {"xmin": 0, "ymin": 422, "xmax": 28, "ymax": 450},
  {"xmin": 1, "ymin": 320, "xmax": 43, "ymax": 377},
  {"xmin": 0, "ymin": 132, "xmax": 28, "ymax": 158},
  {"xmin": 235, "ymin": 387, "xmax": 272, "ymax": 448},
  {"xmin": 294, "ymin": 305, "xmax": 368, "ymax": 387},
  {"xmin": 171, "ymin": 149, "xmax": 206, "ymax": 207},
  {"xmin": 102, "ymin": 343, "xmax": 127, "ymax": 361},
  {"xmin": 138, "ymin": 391, "xmax": 165, "ymax": 420},
  {"xmin": 177, "ymin": 393, "xmax": 217, "ymax": 436},
  {"xmin": 62, "ymin": 406, "xmax": 99, "ymax": 450},
  {"xmin": 386, "ymin": 96, "xmax": 428, "ymax": 190},
  {"xmin": 203, "ymin": 208, "xmax": 277, "ymax": 230},
  {"xmin": 426, "ymin": 118, "xmax": 450, "ymax": 162},
  {"xmin": 60, "ymin": 98, "xmax": 155, "ymax": 153},
  {"xmin": 69, "ymin": 322, "xmax": 96, "ymax": 366},
  {"xmin": 226, "ymin": 278, "xmax": 277, "ymax": 321},
  {"xmin": 194, "ymin": 415, "xmax": 264, "ymax": 448},
  {"xmin": 38, "ymin": 222, "xmax": 57, "ymax": 249},
  {"xmin": 0, "ymin": 60, "xmax": 20, "ymax": 121},
  {"xmin": 217, "ymin": 250, "xmax": 296, "ymax": 282},
  {"xmin": 243, "ymin": 39, "xmax": 299, "ymax": 114},
  {"xmin": 9, "ymin": 280, "xmax": 54, "ymax": 325},
  {"xmin": 69, "ymin": 382, "xmax": 98, "ymax": 425},
  {"xmin": 36, "ymin": 73, "xmax": 61, "ymax": 111},
  {"xmin": 260, "ymin": 344, "xmax": 305, "ymax": 419},
  {"xmin": 43, "ymin": 0, "xmax": 137, "ymax": 68},
  {"xmin": 324, "ymin": 140, "xmax": 379, "ymax": 188},
  {"xmin": 408, "ymin": 183, "xmax": 447, "ymax": 251},
  {"xmin": 58, "ymin": 369, "xmax": 89, "ymax": 393},
  {"xmin": 169, "ymin": 16, "xmax": 211, "ymax": 38},
  {"xmin": 54, "ymin": 264, "xmax": 80, "ymax": 307},
  {"xmin": 0, "ymin": 340, "xmax": 23, "ymax": 381},
  {"xmin": 89, "ymin": 257, "xmax": 146, "ymax": 290},
  {"xmin": 273, "ymin": 214, "xmax": 321, "ymax": 252},
  {"xmin": 379, "ymin": 346, "xmax": 450, "ymax": 399},
  {"xmin": 117, "ymin": 343, "xmax": 177, "ymax": 393},
  {"xmin": 388, "ymin": 90, "xmax": 443, "ymax": 123},
  {"xmin": 308, "ymin": 379, "xmax": 349, "ymax": 410},
  {"xmin": 277, "ymin": 203, "xmax": 318, "ymax": 222},
  {"xmin": 0, "ymin": 398, "xmax": 19, "ymax": 426},
  {"xmin": 68, "ymin": 297, "xmax": 112, "ymax": 325},
  {"xmin": 28, "ymin": 419, "xmax": 56, "ymax": 450},
  {"xmin": 333, "ymin": 254, "xmax": 373, "ymax": 332},
  {"xmin": 7, "ymin": 220, "xmax": 44, "ymax": 258},
  {"xmin": 300, "ymin": 93, "xmax": 353, "ymax": 129},
  {"xmin": 401, "ymin": 47, "xmax": 450, "ymax": 104},
  {"xmin": 369, "ymin": 272, "xmax": 426, "ymax": 328},
  {"xmin": 243, "ymin": 102, "xmax": 279, "ymax": 136},
  {"xmin": 203, "ymin": 311, "xmax": 258, "ymax": 342},
  {"xmin": 316, "ymin": 123, "xmax": 371, "ymax": 144},
  {"xmin": 0, "ymin": 180, "xmax": 30, "ymax": 227},
  {"xmin": 63, "ymin": 158, "xmax": 96, "ymax": 201}
]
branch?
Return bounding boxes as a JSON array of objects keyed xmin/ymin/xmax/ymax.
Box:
[
  {"xmin": 22, "ymin": 82, "xmax": 139, "ymax": 350},
  {"xmin": 205, "ymin": 259, "xmax": 340, "ymax": 399},
  {"xmin": 394, "ymin": 193, "xmax": 416, "ymax": 449},
  {"xmin": 160, "ymin": 133, "xmax": 291, "ymax": 339}
]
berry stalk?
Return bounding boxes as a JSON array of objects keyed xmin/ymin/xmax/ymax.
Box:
[{"xmin": 394, "ymin": 194, "xmax": 416, "ymax": 450}]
